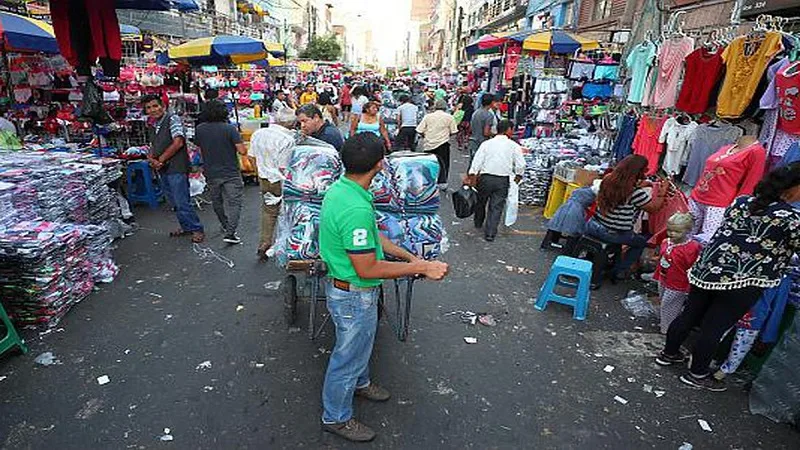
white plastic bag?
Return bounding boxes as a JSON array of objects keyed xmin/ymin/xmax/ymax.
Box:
[
  {"xmin": 504, "ymin": 179, "xmax": 519, "ymax": 226},
  {"xmin": 263, "ymin": 192, "xmax": 282, "ymax": 206},
  {"xmin": 189, "ymin": 174, "xmax": 206, "ymax": 197}
]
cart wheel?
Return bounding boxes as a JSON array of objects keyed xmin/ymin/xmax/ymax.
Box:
[{"xmin": 284, "ymin": 275, "xmax": 298, "ymax": 326}]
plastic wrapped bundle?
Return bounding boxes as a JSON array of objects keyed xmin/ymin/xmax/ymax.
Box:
[
  {"xmin": 283, "ymin": 144, "xmax": 342, "ymax": 203},
  {"xmin": 390, "ymin": 153, "xmax": 440, "ymax": 213},
  {"xmin": 273, "ymin": 201, "xmax": 322, "ymax": 267},
  {"xmin": 376, "ymin": 211, "xmax": 448, "ymax": 260},
  {"xmin": 369, "ymin": 160, "xmax": 400, "ymax": 211}
]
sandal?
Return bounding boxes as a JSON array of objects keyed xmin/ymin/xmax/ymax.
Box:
[
  {"xmin": 169, "ymin": 229, "xmax": 191, "ymax": 238},
  {"xmin": 191, "ymin": 231, "xmax": 205, "ymax": 243}
]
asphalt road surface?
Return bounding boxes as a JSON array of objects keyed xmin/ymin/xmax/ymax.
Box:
[{"xmin": 0, "ymin": 147, "xmax": 797, "ymax": 449}]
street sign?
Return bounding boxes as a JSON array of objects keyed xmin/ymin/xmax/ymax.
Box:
[{"xmin": 741, "ymin": 0, "xmax": 800, "ymax": 17}]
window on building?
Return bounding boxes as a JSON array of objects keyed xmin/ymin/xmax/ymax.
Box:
[
  {"xmin": 593, "ymin": 0, "xmax": 612, "ymax": 21},
  {"xmin": 503, "ymin": 0, "xmax": 514, "ymax": 11}
]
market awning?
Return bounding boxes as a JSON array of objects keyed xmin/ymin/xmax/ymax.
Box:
[
  {"xmin": 264, "ymin": 41, "xmax": 285, "ymax": 57},
  {"xmin": 466, "ymin": 33, "xmax": 513, "ymax": 55},
  {"xmin": 0, "ymin": 12, "xmax": 58, "ymax": 53},
  {"xmin": 521, "ymin": 29, "xmax": 599, "ymax": 53},
  {"xmin": 120, "ymin": 24, "xmax": 142, "ymax": 42},
  {"xmin": 115, "ymin": 0, "xmax": 200, "ymax": 11},
  {"xmin": 168, "ymin": 35, "xmax": 269, "ymax": 65}
]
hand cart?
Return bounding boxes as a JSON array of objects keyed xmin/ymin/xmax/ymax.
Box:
[{"xmin": 283, "ymin": 259, "xmax": 419, "ymax": 342}]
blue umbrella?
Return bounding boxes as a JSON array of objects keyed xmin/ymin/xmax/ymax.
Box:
[{"xmin": 115, "ymin": 0, "xmax": 200, "ymax": 11}]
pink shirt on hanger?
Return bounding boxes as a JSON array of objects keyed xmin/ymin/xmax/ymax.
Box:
[{"xmin": 653, "ymin": 37, "xmax": 695, "ymax": 109}]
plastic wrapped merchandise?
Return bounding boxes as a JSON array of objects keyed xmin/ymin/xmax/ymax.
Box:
[
  {"xmin": 282, "ymin": 143, "xmax": 342, "ymax": 203},
  {"xmin": 620, "ymin": 290, "xmax": 658, "ymax": 318},
  {"xmin": 451, "ymin": 185, "xmax": 477, "ymax": 219},
  {"xmin": 272, "ymin": 201, "xmax": 322, "ymax": 267},
  {"xmin": 369, "ymin": 159, "xmax": 400, "ymax": 212},
  {"xmin": 376, "ymin": 211, "xmax": 448, "ymax": 260},
  {"xmin": 749, "ymin": 313, "xmax": 800, "ymax": 426},
  {"xmin": 389, "ymin": 152, "xmax": 440, "ymax": 213}
]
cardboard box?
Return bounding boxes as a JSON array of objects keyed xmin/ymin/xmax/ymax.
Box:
[{"xmin": 574, "ymin": 168, "xmax": 600, "ymax": 187}]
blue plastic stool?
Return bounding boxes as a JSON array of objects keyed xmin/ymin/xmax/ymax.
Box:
[
  {"xmin": 534, "ymin": 256, "xmax": 593, "ymax": 320},
  {"xmin": 126, "ymin": 161, "xmax": 163, "ymax": 209}
]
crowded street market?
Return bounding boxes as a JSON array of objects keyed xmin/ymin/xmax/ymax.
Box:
[{"xmin": 0, "ymin": 0, "xmax": 799, "ymax": 448}]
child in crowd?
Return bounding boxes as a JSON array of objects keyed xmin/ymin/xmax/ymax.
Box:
[
  {"xmin": 653, "ymin": 213, "xmax": 703, "ymax": 333},
  {"xmin": 540, "ymin": 184, "xmax": 598, "ymax": 250}
]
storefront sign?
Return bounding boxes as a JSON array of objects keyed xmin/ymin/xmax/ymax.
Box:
[{"xmin": 741, "ymin": 0, "xmax": 800, "ymax": 17}]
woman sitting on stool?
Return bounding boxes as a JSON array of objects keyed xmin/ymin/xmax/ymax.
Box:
[{"xmin": 585, "ymin": 155, "xmax": 668, "ymax": 282}]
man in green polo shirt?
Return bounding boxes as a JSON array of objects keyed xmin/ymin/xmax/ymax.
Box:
[{"xmin": 319, "ymin": 133, "xmax": 449, "ymax": 442}]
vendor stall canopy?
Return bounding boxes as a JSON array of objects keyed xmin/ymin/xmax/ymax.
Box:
[
  {"xmin": 168, "ymin": 35, "xmax": 282, "ymax": 65},
  {"xmin": 120, "ymin": 24, "xmax": 142, "ymax": 42},
  {"xmin": 0, "ymin": 12, "xmax": 58, "ymax": 53},
  {"xmin": 466, "ymin": 28, "xmax": 599, "ymax": 55},
  {"xmin": 116, "ymin": 0, "xmax": 200, "ymax": 11}
]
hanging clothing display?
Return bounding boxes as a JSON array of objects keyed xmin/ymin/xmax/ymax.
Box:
[
  {"xmin": 776, "ymin": 62, "xmax": 800, "ymax": 135},
  {"xmin": 652, "ymin": 37, "xmax": 695, "ymax": 109},
  {"xmin": 658, "ymin": 116, "xmax": 698, "ymax": 175},
  {"xmin": 759, "ymin": 57, "xmax": 791, "ymax": 157},
  {"xmin": 50, "ymin": 0, "xmax": 123, "ymax": 77},
  {"xmin": 632, "ymin": 114, "xmax": 665, "ymax": 175},
  {"xmin": 625, "ymin": 41, "xmax": 657, "ymax": 104},
  {"xmin": 691, "ymin": 142, "xmax": 767, "ymax": 208},
  {"xmin": 716, "ymin": 32, "xmax": 783, "ymax": 119},
  {"xmin": 612, "ymin": 113, "xmax": 637, "ymax": 161},
  {"xmin": 682, "ymin": 123, "xmax": 744, "ymax": 186},
  {"xmin": 676, "ymin": 47, "xmax": 724, "ymax": 114}
]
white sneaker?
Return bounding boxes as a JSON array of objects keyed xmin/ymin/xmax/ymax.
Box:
[{"xmin": 223, "ymin": 234, "xmax": 242, "ymax": 244}]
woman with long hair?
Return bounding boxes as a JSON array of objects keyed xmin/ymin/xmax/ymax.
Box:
[
  {"xmin": 586, "ymin": 154, "xmax": 668, "ymax": 280},
  {"xmin": 350, "ymin": 86, "xmax": 369, "ymax": 117},
  {"xmin": 657, "ymin": 163, "xmax": 800, "ymax": 392},
  {"xmin": 350, "ymin": 101, "xmax": 392, "ymax": 151}
]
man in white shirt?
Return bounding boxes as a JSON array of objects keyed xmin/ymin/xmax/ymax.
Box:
[
  {"xmin": 395, "ymin": 94, "xmax": 419, "ymax": 151},
  {"xmin": 271, "ymin": 91, "xmax": 291, "ymax": 113},
  {"xmin": 248, "ymin": 109, "xmax": 297, "ymax": 260},
  {"xmin": 468, "ymin": 119, "xmax": 526, "ymax": 242},
  {"xmin": 416, "ymin": 99, "xmax": 457, "ymax": 189}
]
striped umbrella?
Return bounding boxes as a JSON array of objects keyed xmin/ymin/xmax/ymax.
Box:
[
  {"xmin": 520, "ymin": 29, "xmax": 599, "ymax": 53},
  {"xmin": 0, "ymin": 12, "xmax": 58, "ymax": 53},
  {"xmin": 168, "ymin": 35, "xmax": 269, "ymax": 66},
  {"xmin": 120, "ymin": 24, "xmax": 142, "ymax": 41}
]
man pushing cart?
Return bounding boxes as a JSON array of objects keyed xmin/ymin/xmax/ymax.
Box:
[{"xmin": 318, "ymin": 133, "xmax": 448, "ymax": 442}]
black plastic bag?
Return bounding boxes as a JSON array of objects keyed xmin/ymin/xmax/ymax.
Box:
[
  {"xmin": 79, "ymin": 80, "xmax": 113, "ymax": 125},
  {"xmin": 451, "ymin": 185, "xmax": 477, "ymax": 218}
]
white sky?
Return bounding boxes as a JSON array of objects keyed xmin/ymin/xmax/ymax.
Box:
[{"xmin": 331, "ymin": 0, "xmax": 411, "ymax": 65}]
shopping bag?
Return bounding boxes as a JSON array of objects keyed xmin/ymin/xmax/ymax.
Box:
[
  {"xmin": 453, "ymin": 109, "xmax": 465, "ymax": 125},
  {"xmin": 451, "ymin": 185, "xmax": 477, "ymax": 218},
  {"xmin": 504, "ymin": 179, "xmax": 519, "ymax": 226}
]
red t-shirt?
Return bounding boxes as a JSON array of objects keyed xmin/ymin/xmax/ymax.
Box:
[
  {"xmin": 690, "ymin": 143, "xmax": 767, "ymax": 207},
  {"xmin": 654, "ymin": 239, "xmax": 703, "ymax": 292},
  {"xmin": 776, "ymin": 63, "xmax": 800, "ymax": 135},
  {"xmin": 340, "ymin": 86, "xmax": 352, "ymax": 105},
  {"xmin": 632, "ymin": 115, "xmax": 666, "ymax": 176},
  {"xmin": 676, "ymin": 47, "xmax": 724, "ymax": 114}
]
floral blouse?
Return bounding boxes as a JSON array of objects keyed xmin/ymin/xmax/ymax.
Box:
[{"xmin": 689, "ymin": 197, "xmax": 800, "ymax": 290}]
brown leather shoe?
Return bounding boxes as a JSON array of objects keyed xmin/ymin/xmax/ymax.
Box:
[
  {"xmin": 355, "ymin": 383, "xmax": 391, "ymax": 402},
  {"xmin": 322, "ymin": 418, "xmax": 376, "ymax": 442}
]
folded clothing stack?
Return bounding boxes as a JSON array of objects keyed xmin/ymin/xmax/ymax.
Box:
[
  {"xmin": 0, "ymin": 221, "xmax": 94, "ymax": 327},
  {"xmin": 282, "ymin": 144, "xmax": 342, "ymax": 203},
  {"xmin": 376, "ymin": 211, "xmax": 448, "ymax": 260}
]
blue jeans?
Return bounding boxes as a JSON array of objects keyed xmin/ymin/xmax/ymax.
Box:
[
  {"xmin": 322, "ymin": 281, "xmax": 379, "ymax": 424},
  {"xmin": 160, "ymin": 172, "xmax": 203, "ymax": 233},
  {"xmin": 585, "ymin": 218, "xmax": 649, "ymax": 276}
]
